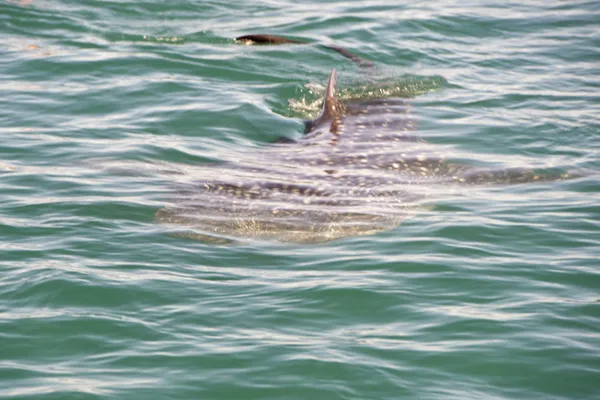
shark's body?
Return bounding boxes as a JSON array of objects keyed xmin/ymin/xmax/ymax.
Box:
[{"xmin": 156, "ymin": 69, "xmax": 567, "ymax": 243}]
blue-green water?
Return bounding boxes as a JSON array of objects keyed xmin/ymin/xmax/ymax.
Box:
[{"xmin": 1, "ymin": 0, "xmax": 599, "ymax": 399}]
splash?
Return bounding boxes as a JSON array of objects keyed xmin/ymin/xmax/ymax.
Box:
[{"xmin": 288, "ymin": 73, "xmax": 447, "ymax": 119}]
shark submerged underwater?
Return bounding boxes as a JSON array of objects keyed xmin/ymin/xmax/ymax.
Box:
[{"xmin": 155, "ymin": 37, "xmax": 573, "ymax": 244}]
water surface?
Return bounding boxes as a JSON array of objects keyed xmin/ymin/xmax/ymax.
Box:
[{"xmin": 1, "ymin": 0, "xmax": 599, "ymax": 399}]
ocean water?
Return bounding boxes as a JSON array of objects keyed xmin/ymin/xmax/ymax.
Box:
[{"xmin": 1, "ymin": 0, "xmax": 599, "ymax": 399}]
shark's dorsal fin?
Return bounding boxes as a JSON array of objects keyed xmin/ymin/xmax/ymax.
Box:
[
  {"xmin": 311, "ymin": 68, "xmax": 344, "ymax": 127},
  {"xmin": 304, "ymin": 69, "xmax": 345, "ymax": 136},
  {"xmin": 323, "ymin": 68, "xmax": 339, "ymax": 117}
]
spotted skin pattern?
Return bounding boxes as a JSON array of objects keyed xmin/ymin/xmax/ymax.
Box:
[{"xmin": 156, "ymin": 69, "xmax": 569, "ymax": 243}]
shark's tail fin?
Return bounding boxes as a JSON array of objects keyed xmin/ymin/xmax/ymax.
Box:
[
  {"xmin": 235, "ymin": 34, "xmax": 303, "ymax": 45},
  {"xmin": 321, "ymin": 45, "xmax": 373, "ymax": 67},
  {"xmin": 235, "ymin": 34, "xmax": 372, "ymax": 67}
]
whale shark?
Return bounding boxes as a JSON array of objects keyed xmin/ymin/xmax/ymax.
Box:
[{"xmin": 155, "ymin": 68, "xmax": 571, "ymax": 244}]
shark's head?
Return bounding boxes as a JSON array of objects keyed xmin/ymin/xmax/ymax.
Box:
[{"xmin": 304, "ymin": 69, "xmax": 346, "ymax": 138}]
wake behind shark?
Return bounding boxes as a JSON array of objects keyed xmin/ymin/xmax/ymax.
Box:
[{"xmin": 155, "ymin": 67, "xmax": 571, "ymax": 244}]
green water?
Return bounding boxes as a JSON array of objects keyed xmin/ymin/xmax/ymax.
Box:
[{"xmin": 1, "ymin": 0, "xmax": 599, "ymax": 399}]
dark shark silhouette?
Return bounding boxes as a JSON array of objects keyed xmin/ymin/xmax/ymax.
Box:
[
  {"xmin": 156, "ymin": 64, "xmax": 571, "ymax": 244},
  {"xmin": 235, "ymin": 34, "xmax": 373, "ymax": 67}
]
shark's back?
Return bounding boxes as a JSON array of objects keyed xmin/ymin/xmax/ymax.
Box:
[
  {"xmin": 156, "ymin": 70, "xmax": 428, "ymax": 243},
  {"xmin": 156, "ymin": 69, "xmax": 572, "ymax": 244}
]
